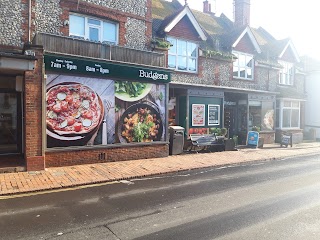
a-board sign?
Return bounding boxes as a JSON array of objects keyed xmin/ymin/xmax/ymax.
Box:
[
  {"xmin": 280, "ymin": 133, "xmax": 292, "ymax": 147},
  {"xmin": 247, "ymin": 131, "xmax": 259, "ymax": 148}
]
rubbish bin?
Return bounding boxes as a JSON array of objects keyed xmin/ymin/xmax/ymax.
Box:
[{"xmin": 169, "ymin": 126, "xmax": 185, "ymax": 155}]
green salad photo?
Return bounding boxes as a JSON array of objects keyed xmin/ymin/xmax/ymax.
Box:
[{"xmin": 115, "ymin": 81, "xmax": 147, "ymax": 98}]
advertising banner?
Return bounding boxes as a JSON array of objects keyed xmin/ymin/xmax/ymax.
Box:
[
  {"xmin": 46, "ymin": 74, "xmax": 166, "ymax": 148},
  {"xmin": 191, "ymin": 104, "xmax": 205, "ymax": 126},
  {"xmin": 247, "ymin": 131, "xmax": 259, "ymax": 148}
]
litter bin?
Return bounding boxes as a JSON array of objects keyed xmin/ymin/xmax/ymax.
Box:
[{"xmin": 169, "ymin": 126, "xmax": 185, "ymax": 155}]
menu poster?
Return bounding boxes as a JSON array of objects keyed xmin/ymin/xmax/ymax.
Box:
[
  {"xmin": 192, "ymin": 104, "xmax": 205, "ymax": 126},
  {"xmin": 208, "ymin": 104, "xmax": 220, "ymax": 126},
  {"xmin": 247, "ymin": 131, "xmax": 259, "ymax": 147}
]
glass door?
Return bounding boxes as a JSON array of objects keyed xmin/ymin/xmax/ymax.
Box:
[{"xmin": 0, "ymin": 92, "xmax": 22, "ymax": 154}]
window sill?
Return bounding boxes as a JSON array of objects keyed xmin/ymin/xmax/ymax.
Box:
[
  {"xmin": 233, "ymin": 77, "xmax": 254, "ymax": 81},
  {"xmin": 278, "ymin": 83, "xmax": 294, "ymax": 87},
  {"xmin": 170, "ymin": 69, "xmax": 198, "ymax": 75}
]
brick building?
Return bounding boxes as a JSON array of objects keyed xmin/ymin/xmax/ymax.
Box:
[
  {"xmin": 152, "ymin": 0, "xmax": 306, "ymax": 145},
  {"xmin": 0, "ymin": 0, "xmax": 306, "ymax": 172},
  {"xmin": 0, "ymin": 0, "xmax": 171, "ymax": 171}
]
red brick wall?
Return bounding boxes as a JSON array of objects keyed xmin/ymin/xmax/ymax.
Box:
[
  {"xmin": 259, "ymin": 132, "xmax": 275, "ymax": 144},
  {"xmin": 145, "ymin": 0, "xmax": 153, "ymax": 49},
  {"xmin": 21, "ymin": 0, "xmax": 36, "ymax": 43},
  {"xmin": 45, "ymin": 144, "xmax": 169, "ymax": 167},
  {"xmin": 24, "ymin": 46, "xmax": 45, "ymax": 171},
  {"xmin": 168, "ymin": 16, "xmax": 200, "ymax": 42}
]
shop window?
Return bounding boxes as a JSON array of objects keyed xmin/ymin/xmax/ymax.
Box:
[
  {"xmin": 167, "ymin": 37, "xmax": 198, "ymax": 73},
  {"xmin": 69, "ymin": 14, "xmax": 118, "ymax": 44},
  {"xmin": 278, "ymin": 100, "xmax": 300, "ymax": 129},
  {"xmin": 249, "ymin": 101, "xmax": 274, "ymax": 131},
  {"xmin": 233, "ymin": 51, "xmax": 254, "ymax": 80},
  {"xmin": 279, "ymin": 61, "xmax": 294, "ymax": 85}
]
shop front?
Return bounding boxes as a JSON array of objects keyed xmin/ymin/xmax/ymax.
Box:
[
  {"xmin": 224, "ymin": 92, "xmax": 276, "ymax": 145},
  {"xmin": 44, "ymin": 54, "xmax": 171, "ymax": 167},
  {"xmin": 0, "ymin": 53, "xmax": 35, "ymax": 168},
  {"xmin": 169, "ymin": 85, "xmax": 224, "ymax": 137}
]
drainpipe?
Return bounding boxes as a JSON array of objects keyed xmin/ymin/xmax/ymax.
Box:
[{"xmin": 28, "ymin": 0, "xmax": 32, "ymax": 43}]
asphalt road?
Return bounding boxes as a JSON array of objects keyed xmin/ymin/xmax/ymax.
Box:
[{"xmin": 2, "ymin": 154, "xmax": 320, "ymax": 240}]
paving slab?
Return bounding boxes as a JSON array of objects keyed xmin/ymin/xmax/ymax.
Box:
[{"xmin": 1, "ymin": 142, "xmax": 320, "ymax": 196}]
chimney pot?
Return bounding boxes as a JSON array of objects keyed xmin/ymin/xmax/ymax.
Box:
[
  {"xmin": 203, "ymin": 0, "xmax": 210, "ymax": 13},
  {"xmin": 234, "ymin": 0, "xmax": 251, "ymax": 27}
]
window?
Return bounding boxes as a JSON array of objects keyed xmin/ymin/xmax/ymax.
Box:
[
  {"xmin": 233, "ymin": 51, "xmax": 254, "ymax": 80},
  {"xmin": 279, "ymin": 61, "xmax": 294, "ymax": 85},
  {"xmin": 167, "ymin": 37, "xmax": 198, "ymax": 73},
  {"xmin": 69, "ymin": 14, "xmax": 118, "ymax": 44},
  {"xmin": 277, "ymin": 100, "xmax": 300, "ymax": 129}
]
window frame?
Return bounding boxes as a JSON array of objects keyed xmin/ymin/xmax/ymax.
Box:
[
  {"xmin": 276, "ymin": 100, "xmax": 300, "ymax": 129},
  {"xmin": 232, "ymin": 51, "xmax": 254, "ymax": 80},
  {"xmin": 279, "ymin": 61, "xmax": 294, "ymax": 85},
  {"xmin": 167, "ymin": 36, "xmax": 198, "ymax": 73},
  {"xmin": 69, "ymin": 13, "xmax": 118, "ymax": 44}
]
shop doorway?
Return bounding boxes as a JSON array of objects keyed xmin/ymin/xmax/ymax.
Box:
[
  {"xmin": 0, "ymin": 77, "xmax": 23, "ymax": 156},
  {"xmin": 224, "ymin": 93, "xmax": 248, "ymax": 145},
  {"xmin": 0, "ymin": 92, "xmax": 23, "ymax": 155}
]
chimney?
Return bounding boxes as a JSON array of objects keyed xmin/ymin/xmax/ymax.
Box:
[
  {"xmin": 203, "ymin": 0, "xmax": 211, "ymax": 13},
  {"xmin": 234, "ymin": 0, "xmax": 250, "ymax": 27}
]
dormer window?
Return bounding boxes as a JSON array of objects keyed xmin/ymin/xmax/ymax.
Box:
[
  {"xmin": 69, "ymin": 14, "xmax": 118, "ymax": 44},
  {"xmin": 232, "ymin": 51, "xmax": 254, "ymax": 80},
  {"xmin": 167, "ymin": 37, "xmax": 198, "ymax": 73},
  {"xmin": 279, "ymin": 61, "xmax": 294, "ymax": 85}
]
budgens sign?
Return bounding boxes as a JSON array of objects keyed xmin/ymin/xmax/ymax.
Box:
[
  {"xmin": 45, "ymin": 54, "xmax": 171, "ymax": 83},
  {"xmin": 139, "ymin": 70, "xmax": 169, "ymax": 81}
]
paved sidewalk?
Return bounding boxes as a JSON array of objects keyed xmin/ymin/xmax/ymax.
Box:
[{"xmin": 1, "ymin": 142, "xmax": 320, "ymax": 196}]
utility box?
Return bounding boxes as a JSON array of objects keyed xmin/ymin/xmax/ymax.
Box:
[{"xmin": 169, "ymin": 126, "xmax": 185, "ymax": 155}]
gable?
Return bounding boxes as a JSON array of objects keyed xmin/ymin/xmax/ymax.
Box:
[
  {"xmin": 168, "ymin": 16, "xmax": 200, "ymax": 42},
  {"xmin": 234, "ymin": 33, "xmax": 256, "ymax": 54},
  {"xmin": 279, "ymin": 40, "xmax": 300, "ymax": 63},
  {"xmin": 162, "ymin": 6, "xmax": 207, "ymax": 41},
  {"xmin": 280, "ymin": 47, "xmax": 297, "ymax": 63}
]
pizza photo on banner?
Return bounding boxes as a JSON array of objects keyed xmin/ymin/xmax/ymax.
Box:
[{"xmin": 46, "ymin": 74, "xmax": 166, "ymax": 148}]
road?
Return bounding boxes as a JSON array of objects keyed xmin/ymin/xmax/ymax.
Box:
[{"xmin": 2, "ymin": 154, "xmax": 320, "ymax": 239}]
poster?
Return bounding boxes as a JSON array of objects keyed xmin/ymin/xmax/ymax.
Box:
[
  {"xmin": 247, "ymin": 131, "xmax": 259, "ymax": 147},
  {"xmin": 46, "ymin": 74, "xmax": 166, "ymax": 148},
  {"xmin": 192, "ymin": 104, "xmax": 205, "ymax": 126},
  {"xmin": 208, "ymin": 104, "xmax": 220, "ymax": 126}
]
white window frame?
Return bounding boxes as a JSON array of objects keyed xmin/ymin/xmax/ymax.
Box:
[
  {"xmin": 69, "ymin": 13, "xmax": 118, "ymax": 44},
  {"xmin": 277, "ymin": 100, "xmax": 300, "ymax": 129},
  {"xmin": 232, "ymin": 51, "xmax": 254, "ymax": 80},
  {"xmin": 167, "ymin": 36, "xmax": 198, "ymax": 73},
  {"xmin": 279, "ymin": 61, "xmax": 294, "ymax": 85}
]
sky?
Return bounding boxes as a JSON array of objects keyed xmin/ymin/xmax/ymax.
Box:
[{"xmin": 177, "ymin": 0, "xmax": 320, "ymax": 60}]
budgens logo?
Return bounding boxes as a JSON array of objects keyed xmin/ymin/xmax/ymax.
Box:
[{"xmin": 139, "ymin": 70, "xmax": 169, "ymax": 81}]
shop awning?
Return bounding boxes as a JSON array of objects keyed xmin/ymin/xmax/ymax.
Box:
[
  {"xmin": 0, "ymin": 52, "xmax": 35, "ymax": 73},
  {"xmin": 170, "ymin": 81, "xmax": 280, "ymax": 95}
]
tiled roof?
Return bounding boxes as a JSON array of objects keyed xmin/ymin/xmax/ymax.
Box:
[
  {"xmin": 192, "ymin": 10, "xmax": 227, "ymax": 36},
  {"xmin": 152, "ymin": 0, "xmax": 183, "ymax": 35},
  {"xmin": 152, "ymin": 0, "xmax": 230, "ymax": 40},
  {"xmin": 152, "ymin": 0, "xmax": 299, "ymax": 64}
]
